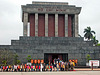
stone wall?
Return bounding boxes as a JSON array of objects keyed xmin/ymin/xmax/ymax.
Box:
[{"xmin": 0, "ymin": 36, "xmax": 100, "ymax": 66}]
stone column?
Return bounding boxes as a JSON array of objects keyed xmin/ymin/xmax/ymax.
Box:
[
  {"xmin": 55, "ymin": 14, "xmax": 58, "ymax": 37},
  {"xmin": 75, "ymin": 14, "xmax": 78, "ymax": 37},
  {"xmin": 23, "ymin": 12, "xmax": 28, "ymax": 36},
  {"xmin": 72, "ymin": 16, "xmax": 75, "ymax": 37},
  {"xmin": 35, "ymin": 13, "xmax": 38, "ymax": 36},
  {"xmin": 65, "ymin": 14, "xmax": 68, "ymax": 37},
  {"xmin": 45, "ymin": 14, "xmax": 48, "ymax": 37}
]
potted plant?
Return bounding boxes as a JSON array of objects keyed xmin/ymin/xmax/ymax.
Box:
[{"xmin": 86, "ymin": 54, "xmax": 91, "ymax": 66}]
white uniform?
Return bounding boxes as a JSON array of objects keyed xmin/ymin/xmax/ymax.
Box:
[{"xmin": 40, "ymin": 63, "xmax": 42, "ymax": 72}]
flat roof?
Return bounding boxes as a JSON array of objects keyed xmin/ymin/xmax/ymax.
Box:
[{"xmin": 32, "ymin": 1, "xmax": 68, "ymax": 5}]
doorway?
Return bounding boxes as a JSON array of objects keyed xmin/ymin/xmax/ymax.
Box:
[{"xmin": 44, "ymin": 53, "xmax": 68, "ymax": 64}]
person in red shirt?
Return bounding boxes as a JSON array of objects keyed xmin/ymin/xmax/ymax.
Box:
[
  {"xmin": 25, "ymin": 64, "xmax": 27, "ymax": 72},
  {"xmin": 50, "ymin": 63, "xmax": 53, "ymax": 71},
  {"xmin": 3, "ymin": 65, "xmax": 5, "ymax": 72},
  {"xmin": 17, "ymin": 65, "xmax": 20, "ymax": 72},
  {"xmin": 36, "ymin": 65, "xmax": 38, "ymax": 71},
  {"xmin": 39, "ymin": 65, "xmax": 41, "ymax": 71}
]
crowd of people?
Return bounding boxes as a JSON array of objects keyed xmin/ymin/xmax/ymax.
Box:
[{"xmin": 0, "ymin": 58, "xmax": 76, "ymax": 72}]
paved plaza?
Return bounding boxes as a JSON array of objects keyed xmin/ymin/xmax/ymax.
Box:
[
  {"xmin": 74, "ymin": 68, "xmax": 100, "ymax": 71},
  {"xmin": 0, "ymin": 71, "xmax": 100, "ymax": 75}
]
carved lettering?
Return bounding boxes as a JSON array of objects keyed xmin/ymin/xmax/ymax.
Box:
[
  {"xmin": 56, "ymin": 9, "xmax": 66, "ymax": 11},
  {"xmin": 38, "ymin": 8, "xmax": 43, "ymax": 11},
  {"xmin": 46, "ymin": 9, "xmax": 53, "ymax": 11},
  {"xmin": 38, "ymin": 8, "xmax": 66, "ymax": 12}
]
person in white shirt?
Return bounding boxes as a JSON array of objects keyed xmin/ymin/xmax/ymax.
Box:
[
  {"xmin": 14, "ymin": 65, "xmax": 17, "ymax": 72},
  {"xmin": 40, "ymin": 63, "xmax": 43, "ymax": 72}
]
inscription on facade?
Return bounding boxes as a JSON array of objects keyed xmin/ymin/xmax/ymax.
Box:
[{"xmin": 38, "ymin": 8, "xmax": 66, "ymax": 12}]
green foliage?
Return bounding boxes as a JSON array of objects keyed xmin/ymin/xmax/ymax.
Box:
[
  {"xmin": 13, "ymin": 54, "xmax": 20, "ymax": 65},
  {"xmin": 2, "ymin": 60, "xmax": 7, "ymax": 65},
  {"xmin": 78, "ymin": 34, "xmax": 82, "ymax": 37},
  {"xmin": 0, "ymin": 49, "xmax": 21, "ymax": 65},
  {"xmin": 86, "ymin": 54, "xmax": 91, "ymax": 62},
  {"xmin": 92, "ymin": 36, "xmax": 99, "ymax": 46},
  {"xmin": 26, "ymin": 55, "xmax": 32, "ymax": 62},
  {"xmin": 17, "ymin": 60, "xmax": 21, "ymax": 64},
  {"xmin": 96, "ymin": 43, "xmax": 100, "ymax": 46},
  {"xmin": 0, "ymin": 48, "xmax": 15, "ymax": 65},
  {"xmin": 84, "ymin": 27, "xmax": 95, "ymax": 40}
]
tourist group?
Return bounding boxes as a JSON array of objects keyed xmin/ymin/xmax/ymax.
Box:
[{"xmin": 0, "ymin": 58, "xmax": 77, "ymax": 72}]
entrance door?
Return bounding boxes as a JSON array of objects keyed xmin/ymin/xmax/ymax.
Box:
[{"xmin": 44, "ymin": 53, "xmax": 68, "ymax": 64}]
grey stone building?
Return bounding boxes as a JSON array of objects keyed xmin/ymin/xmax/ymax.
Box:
[{"xmin": 0, "ymin": 1, "xmax": 100, "ymax": 66}]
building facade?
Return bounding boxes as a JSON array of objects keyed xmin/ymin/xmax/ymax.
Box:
[
  {"xmin": 22, "ymin": 1, "xmax": 81, "ymax": 37},
  {"xmin": 0, "ymin": 2, "xmax": 100, "ymax": 66}
]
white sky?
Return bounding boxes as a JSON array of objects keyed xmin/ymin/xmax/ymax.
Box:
[{"xmin": 0, "ymin": 0, "xmax": 100, "ymax": 45}]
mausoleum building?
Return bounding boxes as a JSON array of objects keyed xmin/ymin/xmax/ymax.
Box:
[
  {"xmin": 22, "ymin": 1, "xmax": 81, "ymax": 37},
  {"xmin": 0, "ymin": 1, "xmax": 100, "ymax": 66}
]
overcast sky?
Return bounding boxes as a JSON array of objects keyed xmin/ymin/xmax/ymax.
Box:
[{"xmin": 0, "ymin": 0, "xmax": 100, "ymax": 45}]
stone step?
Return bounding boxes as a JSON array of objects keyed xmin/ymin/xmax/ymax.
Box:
[{"xmin": 19, "ymin": 36, "xmax": 84, "ymax": 41}]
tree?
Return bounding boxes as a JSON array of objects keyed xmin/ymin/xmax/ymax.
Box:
[
  {"xmin": 84, "ymin": 27, "xmax": 95, "ymax": 40},
  {"xmin": 17, "ymin": 60, "xmax": 21, "ymax": 64},
  {"xmin": 78, "ymin": 34, "xmax": 82, "ymax": 37},
  {"xmin": 0, "ymin": 48, "xmax": 15, "ymax": 65},
  {"xmin": 13, "ymin": 54, "xmax": 21, "ymax": 65},
  {"xmin": 92, "ymin": 36, "xmax": 99, "ymax": 46},
  {"xmin": 86, "ymin": 54, "xmax": 91, "ymax": 62},
  {"xmin": 26, "ymin": 55, "xmax": 32, "ymax": 62},
  {"xmin": 2, "ymin": 60, "xmax": 7, "ymax": 65}
]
